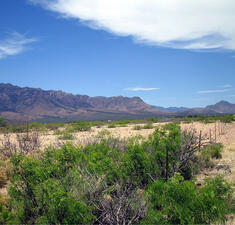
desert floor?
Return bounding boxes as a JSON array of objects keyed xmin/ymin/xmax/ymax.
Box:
[{"xmin": 0, "ymin": 121, "xmax": 235, "ymax": 223}]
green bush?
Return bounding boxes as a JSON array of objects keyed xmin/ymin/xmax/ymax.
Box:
[
  {"xmin": 54, "ymin": 129, "xmax": 64, "ymax": 135},
  {"xmin": 198, "ymin": 148, "xmax": 215, "ymax": 169},
  {"xmin": 67, "ymin": 120, "xmax": 91, "ymax": 132},
  {"xmin": 113, "ymin": 120, "xmax": 130, "ymax": 126},
  {"xmin": 146, "ymin": 117, "xmax": 158, "ymax": 123},
  {"xmin": 96, "ymin": 129, "xmax": 111, "ymax": 138},
  {"xmin": 142, "ymin": 174, "xmax": 234, "ymax": 225},
  {"xmin": 0, "ymin": 118, "xmax": 9, "ymax": 128},
  {"xmin": 142, "ymin": 123, "xmax": 154, "ymax": 129},
  {"xmin": 121, "ymin": 144, "xmax": 152, "ymax": 187},
  {"xmin": 220, "ymin": 115, "xmax": 235, "ymax": 123},
  {"xmin": 8, "ymin": 144, "xmax": 94, "ymax": 224},
  {"xmin": 0, "ymin": 195, "xmax": 12, "ymax": 224},
  {"xmin": 9, "ymin": 125, "xmax": 27, "ymax": 133},
  {"xmin": 58, "ymin": 132, "xmax": 74, "ymax": 140},
  {"xmin": 204, "ymin": 143, "xmax": 223, "ymax": 159},
  {"xmin": 44, "ymin": 123, "xmax": 65, "ymax": 130},
  {"xmin": 133, "ymin": 125, "xmax": 142, "ymax": 130},
  {"xmin": 107, "ymin": 124, "xmax": 116, "ymax": 128}
]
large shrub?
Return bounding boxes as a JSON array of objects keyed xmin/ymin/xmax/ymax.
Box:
[
  {"xmin": 142, "ymin": 174, "xmax": 234, "ymax": 225},
  {"xmin": 7, "ymin": 144, "xmax": 93, "ymax": 224}
]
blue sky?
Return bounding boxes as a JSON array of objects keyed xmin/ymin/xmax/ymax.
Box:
[{"xmin": 1, "ymin": 0, "xmax": 235, "ymax": 108}]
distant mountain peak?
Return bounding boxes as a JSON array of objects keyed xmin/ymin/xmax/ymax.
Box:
[
  {"xmin": 205, "ymin": 100, "xmax": 235, "ymax": 114},
  {"xmin": 215, "ymin": 100, "xmax": 231, "ymax": 105},
  {"xmin": 0, "ymin": 83, "xmax": 165, "ymax": 122}
]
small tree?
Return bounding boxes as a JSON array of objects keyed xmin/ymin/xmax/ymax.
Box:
[{"xmin": 0, "ymin": 117, "xmax": 9, "ymax": 128}]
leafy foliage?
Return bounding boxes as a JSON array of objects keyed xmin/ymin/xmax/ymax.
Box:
[
  {"xmin": 0, "ymin": 195, "xmax": 12, "ymax": 225},
  {"xmin": 0, "ymin": 118, "xmax": 9, "ymax": 128},
  {"xmin": 142, "ymin": 123, "xmax": 154, "ymax": 129},
  {"xmin": 142, "ymin": 174, "xmax": 234, "ymax": 225},
  {"xmin": 146, "ymin": 117, "xmax": 158, "ymax": 123},
  {"xmin": 67, "ymin": 120, "xmax": 91, "ymax": 132},
  {"xmin": 1, "ymin": 123, "xmax": 234, "ymax": 224},
  {"xmin": 58, "ymin": 132, "xmax": 74, "ymax": 140}
]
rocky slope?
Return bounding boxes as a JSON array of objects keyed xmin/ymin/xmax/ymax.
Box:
[{"xmin": 0, "ymin": 83, "xmax": 165, "ymax": 122}]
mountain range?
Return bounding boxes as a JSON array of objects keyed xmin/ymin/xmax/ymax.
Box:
[
  {"xmin": 0, "ymin": 83, "xmax": 164, "ymax": 122},
  {"xmin": 0, "ymin": 83, "xmax": 235, "ymax": 123}
]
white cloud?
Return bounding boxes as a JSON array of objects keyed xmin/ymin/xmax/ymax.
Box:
[
  {"xmin": 219, "ymin": 84, "xmax": 232, "ymax": 88},
  {"xmin": 0, "ymin": 32, "xmax": 37, "ymax": 59},
  {"xmin": 197, "ymin": 89, "xmax": 230, "ymax": 94},
  {"xmin": 125, "ymin": 87, "xmax": 160, "ymax": 91},
  {"xmin": 29, "ymin": 0, "xmax": 235, "ymax": 50}
]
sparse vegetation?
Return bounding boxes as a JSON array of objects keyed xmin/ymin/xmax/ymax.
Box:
[
  {"xmin": 182, "ymin": 115, "xmax": 235, "ymax": 124},
  {"xmin": 107, "ymin": 124, "xmax": 116, "ymax": 128},
  {"xmin": 67, "ymin": 120, "xmax": 92, "ymax": 132},
  {"xmin": 58, "ymin": 132, "xmax": 74, "ymax": 140},
  {"xmin": 207, "ymin": 143, "xmax": 223, "ymax": 159},
  {"xmin": 0, "ymin": 131, "xmax": 41, "ymax": 158},
  {"xmin": 0, "ymin": 118, "xmax": 9, "ymax": 128},
  {"xmin": 133, "ymin": 125, "xmax": 142, "ymax": 130},
  {"xmin": 146, "ymin": 117, "xmax": 158, "ymax": 123},
  {"xmin": 96, "ymin": 129, "xmax": 111, "ymax": 138},
  {"xmin": 0, "ymin": 121, "xmax": 234, "ymax": 224},
  {"xmin": 142, "ymin": 123, "xmax": 154, "ymax": 129}
]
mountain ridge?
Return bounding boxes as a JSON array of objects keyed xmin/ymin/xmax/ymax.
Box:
[
  {"xmin": 0, "ymin": 83, "xmax": 165, "ymax": 122},
  {"xmin": 1, "ymin": 83, "xmax": 235, "ymax": 122}
]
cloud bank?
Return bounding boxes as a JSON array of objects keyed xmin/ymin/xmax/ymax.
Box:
[
  {"xmin": 30, "ymin": 0, "xmax": 235, "ymax": 50},
  {"xmin": 125, "ymin": 87, "xmax": 159, "ymax": 91},
  {"xmin": 0, "ymin": 32, "xmax": 37, "ymax": 59}
]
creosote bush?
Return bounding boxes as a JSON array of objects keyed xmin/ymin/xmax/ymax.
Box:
[
  {"xmin": 0, "ymin": 118, "xmax": 9, "ymax": 128},
  {"xmin": 142, "ymin": 123, "xmax": 154, "ymax": 129},
  {"xmin": 133, "ymin": 125, "xmax": 142, "ymax": 130},
  {"xmin": 67, "ymin": 120, "xmax": 91, "ymax": 132},
  {"xmin": 0, "ymin": 123, "xmax": 234, "ymax": 224},
  {"xmin": 107, "ymin": 124, "xmax": 116, "ymax": 128},
  {"xmin": 142, "ymin": 174, "xmax": 234, "ymax": 225},
  {"xmin": 58, "ymin": 132, "xmax": 74, "ymax": 140},
  {"xmin": 208, "ymin": 143, "xmax": 223, "ymax": 159}
]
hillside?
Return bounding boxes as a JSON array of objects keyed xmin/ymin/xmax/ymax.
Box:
[
  {"xmin": 206, "ymin": 100, "xmax": 235, "ymax": 114},
  {"xmin": 0, "ymin": 83, "xmax": 165, "ymax": 122},
  {"xmin": 1, "ymin": 83, "xmax": 235, "ymax": 122},
  {"xmin": 177, "ymin": 100, "xmax": 235, "ymax": 116}
]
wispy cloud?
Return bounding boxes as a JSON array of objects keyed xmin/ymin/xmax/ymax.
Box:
[
  {"xmin": 125, "ymin": 87, "xmax": 160, "ymax": 91},
  {"xmin": 29, "ymin": 0, "xmax": 235, "ymax": 50},
  {"xmin": 196, "ymin": 89, "xmax": 230, "ymax": 94},
  {"xmin": 0, "ymin": 32, "xmax": 37, "ymax": 59},
  {"xmin": 219, "ymin": 84, "xmax": 232, "ymax": 88}
]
